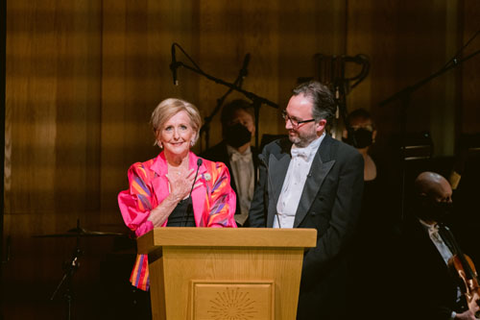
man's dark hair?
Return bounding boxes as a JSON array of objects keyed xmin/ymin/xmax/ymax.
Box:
[
  {"xmin": 347, "ymin": 108, "xmax": 374, "ymax": 126},
  {"xmin": 220, "ymin": 99, "xmax": 255, "ymax": 127},
  {"xmin": 292, "ymin": 81, "xmax": 336, "ymax": 124}
]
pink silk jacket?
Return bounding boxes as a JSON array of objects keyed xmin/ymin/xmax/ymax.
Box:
[{"xmin": 118, "ymin": 151, "xmax": 237, "ymax": 290}]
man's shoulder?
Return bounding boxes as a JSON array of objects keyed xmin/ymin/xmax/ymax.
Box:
[
  {"xmin": 200, "ymin": 141, "xmax": 228, "ymax": 160},
  {"xmin": 262, "ymin": 137, "xmax": 291, "ymax": 155},
  {"xmin": 324, "ymin": 136, "xmax": 362, "ymax": 159}
]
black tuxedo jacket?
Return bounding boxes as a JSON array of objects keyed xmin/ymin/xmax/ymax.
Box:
[
  {"xmin": 201, "ymin": 141, "xmax": 259, "ymax": 226},
  {"xmin": 248, "ymin": 134, "xmax": 364, "ymax": 319}
]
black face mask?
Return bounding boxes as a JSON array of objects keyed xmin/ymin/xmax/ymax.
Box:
[
  {"xmin": 421, "ymin": 199, "xmax": 454, "ymax": 222},
  {"xmin": 343, "ymin": 128, "xmax": 373, "ymax": 148},
  {"xmin": 224, "ymin": 123, "xmax": 252, "ymax": 148}
]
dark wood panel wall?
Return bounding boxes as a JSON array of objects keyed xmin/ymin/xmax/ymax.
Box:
[
  {"xmin": 2, "ymin": 0, "xmax": 479, "ymax": 318},
  {"xmin": 462, "ymin": 0, "xmax": 480, "ymax": 134},
  {"xmin": 346, "ymin": 0, "xmax": 477, "ymax": 155}
]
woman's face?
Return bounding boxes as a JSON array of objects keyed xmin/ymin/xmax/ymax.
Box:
[{"xmin": 157, "ymin": 110, "xmax": 196, "ymax": 157}]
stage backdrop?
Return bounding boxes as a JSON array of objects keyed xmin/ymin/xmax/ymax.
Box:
[{"xmin": 2, "ymin": 0, "xmax": 479, "ymax": 319}]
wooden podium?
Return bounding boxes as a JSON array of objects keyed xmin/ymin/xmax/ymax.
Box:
[{"xmin": 137, "ymin": 227, "xmax": 316, "ymax": 320}]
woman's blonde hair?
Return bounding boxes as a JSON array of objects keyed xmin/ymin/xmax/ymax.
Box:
[{"xmin": 150, "ymin": 98, "xmax": 202, "ymax": 147}]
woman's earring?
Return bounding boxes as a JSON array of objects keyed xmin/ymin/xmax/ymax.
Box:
[{"xmin": 159, "ymin": 141, "xmax": 163, "ymax": 149}]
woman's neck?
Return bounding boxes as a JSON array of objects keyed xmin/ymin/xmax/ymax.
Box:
[{"xmin": 165, "ymin": 151, "xmax": 190, "ymax": 168}]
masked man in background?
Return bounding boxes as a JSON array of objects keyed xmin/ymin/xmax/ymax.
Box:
[
  {"xmin": 201, "ymin": 99, "xmax": 259, "ymax": 227},
  {"xmin": 342, "ymin": 108, "xmax": 377, "ymax": 182}
]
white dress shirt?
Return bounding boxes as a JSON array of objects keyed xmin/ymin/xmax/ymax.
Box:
[
  {"xmin": 419, "ymin": 219, "xmax": 454, "ymax": 265},
  {"xmin": 274, "ymin": 133, "xmax": 325, "ymax": 228},
  {"xmin": 419, "ymin": 219, "xmax": 461, "ymax": 319}
]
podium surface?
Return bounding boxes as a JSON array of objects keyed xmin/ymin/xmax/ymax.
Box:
[{"xmin": 137, "ymin": 227, "xmax": 316, "ymax": 320}]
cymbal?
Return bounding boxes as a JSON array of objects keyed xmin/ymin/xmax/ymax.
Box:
[{"xmin": 34, "ymin": 227, "xmax": 126, "ymax": 238}]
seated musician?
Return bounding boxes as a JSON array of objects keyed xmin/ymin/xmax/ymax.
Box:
[{"xmin": 398, "ymin": 171, "xmax": 479, "ymax": 320}]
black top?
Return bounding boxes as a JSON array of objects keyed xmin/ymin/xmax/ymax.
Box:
[{"xmin": 166, "ymin": 197, "xmax": 195, "ymax": 227}]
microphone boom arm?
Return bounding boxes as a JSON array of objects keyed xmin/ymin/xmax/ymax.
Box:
[
  {"xmin": 176, "ymin": 61, "xmax": 278, "ymax": 110},
  {"xmin": 200, "ymin": 53, "xmax": 251, "ymax": 149},
  {"xmin": 170, "ymin": 43, "xmax": 278, "ymax": 148}
]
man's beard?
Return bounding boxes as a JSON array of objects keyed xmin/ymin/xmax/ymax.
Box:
[{"xmin": 288, "ymin": 126, "xmax": 318, "ymax": 148}]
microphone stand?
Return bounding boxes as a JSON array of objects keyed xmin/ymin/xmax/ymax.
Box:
[
  {"xmin": 379, "ymin": 50, "xmax": 480, "ymax": 107},
  {"xmin": 171, "ymin": 43, "xmax": 278, "ymax": 149},
  {"xmin": 334, "ymin": 78, "xmax": 356, "ymax": 147},
  {"xmin": 315, "ymin": 54, "xmax": 370, "ymax": 144},
  {"xmin": 199, "ymin": 55, "xmax": 249, "ymax": 150},
  {"xmin": 50, "ymin": 236, "xmax": 83, "ymax": 320},
  {"xmin": 379, "ymin": 30, "xmax": 480, "ymax": 224}
]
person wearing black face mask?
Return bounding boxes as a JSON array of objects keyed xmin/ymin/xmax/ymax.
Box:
[
  {"xmin": 344, "ymin": 126, "xmax": 374, "ymax": 149},
  {"xmin": 413, "ymin": 172, "xmax": 454, "ymax": 229},
  {"xmin": 342, "ymin": 108, "xmax": 377, "ymax": 181},
  {"xmin": 201, "ymin": 99, "xmax": 259, "ymax": 227},
  {"xmin": 396, "ymin": 171, "xmax": 479, "ymax": 320},
  {"xmin": 341, "ymin": 108, "xmax": 398, "ymax": 318}
]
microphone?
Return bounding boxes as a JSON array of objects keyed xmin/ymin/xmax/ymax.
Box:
[
  {"xmin": 190, "ymin": 158, "xmax": 203, "ymax": 196},
  {"xmin": 258, "ymin": 154, "xmax": 281, "ymax": 228},
  {"xmin": 183, "ymin": 158, "xmax": 203, "ymax": 226},
  {"xmin": 240, "ymin": 53, "xmax": 250, "ymax": 79},
  {"xmin": 170, "ymin": 44, "xmax": 178, "ymax": 86}
]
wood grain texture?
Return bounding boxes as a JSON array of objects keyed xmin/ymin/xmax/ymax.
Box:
[
  {"xmin": 3, "ymin": 1, "xmax": 480, "ymax": 318},
  {"xmin": 192, "ymin": 281, "xmax": 274, "ymax": 319},
  {"xmin": 461, "ymin": 0, "xmax": 480, "ymax": 134},
  {"xmin": 142, "ymin": 228, "xmax": 315, "ymax": 320},
  {"xmin": 138, "ymin": 227, "xmax": 316, "ymax": 252}
]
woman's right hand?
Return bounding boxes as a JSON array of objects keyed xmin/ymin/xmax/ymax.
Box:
[
  {"xmin": 166, "ymin": 168, "xmax": 196, "ymax": 201},
  {"xmin": 147, "ymin": 168, "xmax": 196, "ymax": 227},
  {"xmin": 455, "ymin": 310, "xmax": 478, "ymax": 320}
]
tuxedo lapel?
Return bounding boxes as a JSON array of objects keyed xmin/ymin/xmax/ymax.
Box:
[
  {"xmin": 294, "ymin": 136, "xmax": 336, "ymax": 227},
  {"xmin": 221, "ymin": 144, "xmax": 237, "ymax": 193},
  {"xmin": 267, "ymin": 152, "xmax": 291, "ymax": 227}
]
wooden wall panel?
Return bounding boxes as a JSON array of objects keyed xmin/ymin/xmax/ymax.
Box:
[
  {"xmin": 345, "ymin": 0, "xmax": 464, "ymax": 156},
  {"xmin": 100, "ymin": 0, "xmax": 199, "ymax": 218},
  {"xmin": 5, "ymin": 1, "xmax": 103, "ymax": 228},
  {"xmin": 3, "ymin": 0, "xmax": 480, "ymax": 318},
  {"xmin": 194, "ymin": 0, "xmax": 346, "ymax": 150},
  {"xmin": 194, "ymin": 0, "xmax": 280, "ymax": 149},
  {"xmin": 3, "ymin": 1, "xmax": 107, "ymax": 319},
  {"xmin": 5, "ymin": 1, "xmax": 479, "ymax": 235},
  {"xmin": 6, "ymin": 1, "xmax": 57, "ymax": 220},
  {"xmin": 461, "ymin": 0, "xmax": 480, "ymax": 134},
  {"xmin": 238, "ymin": 0, "xmax": 279, "ymax": 142}
]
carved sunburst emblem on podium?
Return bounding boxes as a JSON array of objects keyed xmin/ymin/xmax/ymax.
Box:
[{"xmin": 207, "ymin": 287, "xmax": 257, "ymax": 319}]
